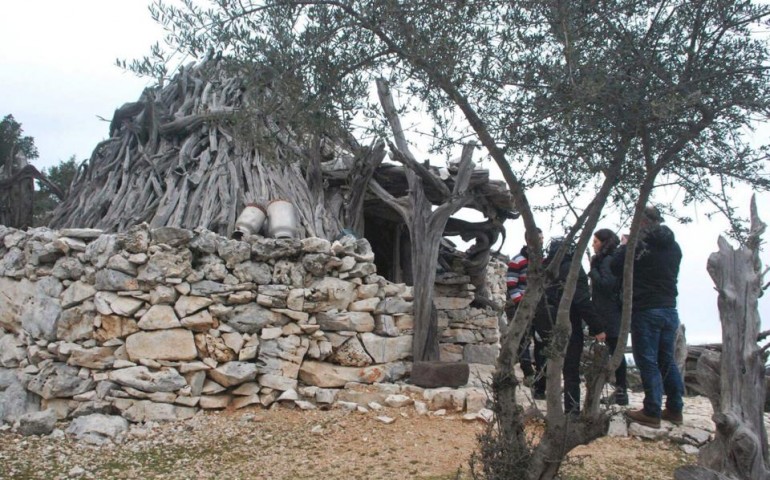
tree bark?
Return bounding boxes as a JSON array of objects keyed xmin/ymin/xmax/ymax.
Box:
[{"xmin": 689, "ymin": 196, "xmax": 770, "ymax": 480}]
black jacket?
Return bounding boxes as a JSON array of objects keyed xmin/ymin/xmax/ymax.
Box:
[
  {"xmin": 611, "ymin": 225, "xmax": 682, "ymax": 311},
  {"xmin": 533, "ymin": 253, "xmax": 605, "ymax": 337},
  {"xmin": 589, "ymin": 253, "xmax": 622, "ymax": 337}
]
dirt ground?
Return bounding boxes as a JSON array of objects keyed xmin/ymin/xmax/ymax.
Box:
[{"xmin": 0, "ymin": 404, "xmax": 695, "ymax": 480}]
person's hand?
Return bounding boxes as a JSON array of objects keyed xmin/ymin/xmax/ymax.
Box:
[{"xmin": 594, "ymin": 332, "xmax": 607, "ymax": 343}]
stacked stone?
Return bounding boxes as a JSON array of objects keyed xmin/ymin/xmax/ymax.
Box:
[
  {"xmin": 435, "ymin": 260, "xmax": 507, "ymax": 366},
  {"xmin": 0, "ymin": 224, "xmax": 505, "ymax": 426}
]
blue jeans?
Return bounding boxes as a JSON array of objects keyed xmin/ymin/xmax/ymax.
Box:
[{"xmin": 631, "ymin": 308, "xmax": 684, "ymax": 417}]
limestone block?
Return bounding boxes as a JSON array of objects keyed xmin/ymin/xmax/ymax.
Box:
[
  {"xmin": 95, "ymin": 269, "xmax": 141, "ymax": 291},
  {"xmin": 28, "ymin": 363, "xmax": 95, "ymax": 399},
  {"xmin": 375, "ymin": 297, "xmax": 413, "ymax": 315},
  {"xmin": 223, "ymin": 303, "xmax": 287, "ymax": 334},
  {"xmin": 121, "ymin": 400, "xmax": 196, "ymax": 423},
  {"xmin": 360, "ymin": 333, "xmax": 412, "ymax": 364},
  {"xmin": 57, "ymin": 302, "xmax": 96, "ymax": 342},
  {"xmin": 109, "ymin": 366, "xmax": 186, "ymax": 393},
  {"xmin": 200, "ymin": 394, "xmax": 232, "ymax": 409},
  {"xmin": 298, "ymin": 360, "xmax": 390, "ymax": 388},
  {"xmin": 181, "ymin": 310, "xmax": 216, "ymax": 333},
  {"xmin": 106, "ymin": 255, "xmax": 137, "ymax": 276},
  {"xmin": 329, "ymin": 336, "xmax": 373, "ymax": 367},
  {"xmin": 462, "ymin": 344, "xmax": 500, "ymax": 366},
  {"xmin": 67, "ymin": 346, "xmax": 117, "ymax": 370},
  {"xmin": 94, "ymin": 315, "xmax": 140, "ymax": 343},
  {"xmin": 232, "ymin": 261, "xmax": 272, "ymax": 284},
  {"xmin": 217, "ymin": 239, "xmax": 251, "ymax": 267},
  {"xmin": 137, "ymin": 248, "xmax": 193, "ymax": 282},
  {"xmin": 258, "ymin": 373, "xmax": 298, "ymax": 392},
  {"xmin": 301, "ymin": 237, "xmax": 331, "ymax": 254},
  {"xmin": 149, "ymin": 285, "xmax": 177, "ymax": 305},
  {"xmin": 150, "ymin": 227, "xmax": 194, "ymax": 247},
  {"xmin": 18, "ymin": 409, "xmax": 57, "ymax": 436},
  {"xmin": 305, "ymin": 277, "xmax": 357, "ymax": 313},
  {"xmin": 137, "ymin": 305, "xmax": 181, "ymax": 330},
  {"xmin": 316, "ymin": 311, "xmax": 374, "ymax": 332},
  {"xmin": 125, "ymin": 329, "xmax": 197, "ymax": 362},
  {"xmin": 174, "ymin": 295, "xmax": 213, "ymax": 318},
  {"xmin": 0, "ymin": 334, "xmax": 27, "ymax": 368},
  {"xmin": 207, "ymin": 362, "xmax": 258, "ymax": 387}
]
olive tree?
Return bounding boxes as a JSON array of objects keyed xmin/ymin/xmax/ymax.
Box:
[{"xmin": 130, "ymin": 1, "xmax": 770, "ymax": 478}]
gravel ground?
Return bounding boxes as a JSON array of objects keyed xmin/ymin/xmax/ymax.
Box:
[{"xmin": 0, "ymin": 404, "xmax": 694, "ymax": 480}]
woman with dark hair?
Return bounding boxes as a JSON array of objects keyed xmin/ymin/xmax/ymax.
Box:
[{"xmin": 590, "ymin": 229, "xmax": 628, "ymax": 406}]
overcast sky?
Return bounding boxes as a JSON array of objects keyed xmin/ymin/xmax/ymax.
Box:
[{"xmin": 1, "ymin": 1, "xmax": 768, "ymax": 345}]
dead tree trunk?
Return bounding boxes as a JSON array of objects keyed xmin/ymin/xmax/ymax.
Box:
[
  {"xmin": 677, "ymin": 196, "xmax": 769, "ymax": 480},
  {"xmin": 373, "ymin": 79, "xmax": 475, "ymax": 361}
]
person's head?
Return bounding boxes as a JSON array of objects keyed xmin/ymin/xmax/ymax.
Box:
[
  {"xmin": 593, "ymin": 228, "xmax": 619, "ymax": 255},
  {"xmin": 640, "ymin": 205, "xmax": 664, "ymax": 229},
  {"xmin": 524, "ymin": 227, "xmax": 544, "ymax": 245}
]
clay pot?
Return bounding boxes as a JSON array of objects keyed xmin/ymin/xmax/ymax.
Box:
[
  {"xmin": 232, "ymin": 203, "xmax": 267, "ymax": 240},
  {"xmin": 266, "ymin": 199, "xmax": 297, "ymax": 239}
]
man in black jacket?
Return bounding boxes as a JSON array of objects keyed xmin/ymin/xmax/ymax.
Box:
[
  {"xmin": 612, "ymin": 206, "xmax": 684, "ymax": 428},
  {"xmin": 533, "ymin": 238, "xmax": 606, "ymax": 414}
]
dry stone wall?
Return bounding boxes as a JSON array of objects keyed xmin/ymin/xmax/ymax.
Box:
[{"xmin": 0, "ymin": 224, "xmax": 505, "ymax": 425}]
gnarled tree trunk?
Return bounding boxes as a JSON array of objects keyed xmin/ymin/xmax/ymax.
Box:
[{"xmin": 677, "ymin": 196, "xmax": 769, "ymax": 480}]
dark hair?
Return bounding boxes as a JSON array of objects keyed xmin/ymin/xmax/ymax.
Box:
[{"xmin": 593, "ymin": 228, "xmax": 619, "ymax": 256}]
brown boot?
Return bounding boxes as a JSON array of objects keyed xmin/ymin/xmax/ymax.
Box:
[
  {"xmin": 625, "ymin": 409, "xmax": 661, "ymax": 428},
  {"xmin": 661, "ymin": 408, "xmax": 683, "ymax": 426}
]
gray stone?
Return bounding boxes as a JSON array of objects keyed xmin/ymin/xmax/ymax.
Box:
[
  {"xmin": 58, "ymin": 228, "xmax": 103, "ymax": 239},
  {"xmin": 224, "ymin": 303, "xmax": 287, "ymax": 334},
  {"xmin": 151, "ymin": 227, "xmax": 194, "ymax": 247},
  {"xmin": 199, "ymin": 394, "xmax": 232, "ymax": 409},
  {"xmin": 0, "ymin": 334, "xmax": 27, "ymax": 368},
  {"xmin": 83, "ymin": 235, "xmax": 119, "ymax": 268},
  {"xmin": 298, "ymin": 360, "xmax": 391, "ymax": 388},
  {"xmin": 95, "ymin": 315, "xmax": 140, "ymax": 343},
  {"xmin": 122, "ymin": 400, "xmax": 195, "ymax": 423},
  {"xmin": 208, "ymin": 362, "xmax": 258, "ymax": 387},
  {"xmin": 424, "ymin": 388, "xmax": 467, "ymax": 411},
  {"xmin": 181, "ymin": 310, "xmax": 215, "ymax": 332},
  {"xmin": 137, "ymin": 305, "xmax": 181, "ymax": 330},
  {"xmin": 106, "ymin": 254, "xmax": 138, "ymax": 276},
  {"xmin": 108, "ymin": 296, "xmax": 145, "ymax": 317},
  {"xmin": 250, "ymin": 238, "xmax": 302, "ymax": 261},
  {"xmin": 258, "ymin": 373, "xmax": 298, "ymax": 391},
  {"xmin": 316, "ymin": 311, "xmax": 375, "ymax": 332},
  {"xmin": 0, "ymin": 369, "xmax": 40, "ymax": 423},
  {"xmin": 271, "ymin": 259, "xmax": 305, "ymax": 286},
  {"xmin": 190, "ymin": 280, "xmax": 235, "ymax": 296},
  {"xmin": 301, "ymin": 237, "xmax": 331, "ymax": 254},
  {"xmin": 189, "ymin": 229, "xmax": 219, "ymax": 254},
  {"xmin": 61, "ymin": 281, "xmax": 97, "ymax": 309},
  {"xmin": 28, "ymin": 363, "xmax": 95, "ymax": 399},
  {"xmin": 375, "ymin": 297, "xmax": 413, "ymax": 315},
  {"xmin": 232, "ymin": 261, "xmax": 273, "ymax": 284},
  {"xmin": 462, "ymin": 344, "xmax": 499, "ymax": 365},
  {"xmin": 137, "ymin": 249, "xmax": 193, "ymax": 282},
  {"xmin": 183, "ymin": 371, "xmax": 206, "ymax": 396},
  {"xmin": 67, "ymin": 346, "xmax": 117, "ymax": 370},
  {"xmin": 411, "ymin": 361, "xmax": 470, "ymax": 388},
  {"xmin": 57, "ymin": 302, "xmax": 96, "ymax": 342},
  {"xmin": 21, "ymin": 294, "xmax": 61, "ymax": 341},
  {"xmin": 109, "ymin": 366, "xmax": 186, "ymax": 393},
  {"xmin": 384, "ymin": 394, "xmax": 413, "ymax": 408},
  {"xmin": 95, "ymin": 269, "xmax": 141, "ymax": 291},
  {"xmin": 67, "ymin": 413, "xmax": 129, "ymax": 444},
  {"xmin": 305, "ymin": 277, "xmax": 357, "ymax": 313},
  {"xmin": 608, "ymin": 413, "xmax": 629, "ymax": 437},
  {"xmin": 149, "ymin": 285, "xmax": 177, "ymax": 305},
  {"xmin": 51, "ymin": 257, "xmax": 85, "ymax": 280},
  {"xmin": 360, "ymin": 333, "xmax": 412, "ymax": 363},
  {"xmin": 174, "ymin": 296, "xmax": 213, "ymax": 317},
  {"xmin": 628, "ymin": 421, "xmax": 669, "ymax": 439},
  {"xmin": 329, "ymin": 336, "xmax": 373, "ymax": 367},
  {"xmin": 18, "ymin": 409, "xmax": 57, "ymax": 436},
  {"xmin": 217, "ymin": 239, "xmax": 252, "ymax": 267},
  {"xmin": 125, "ymin": 329, "xmax": 197, "ymax": 362}
]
